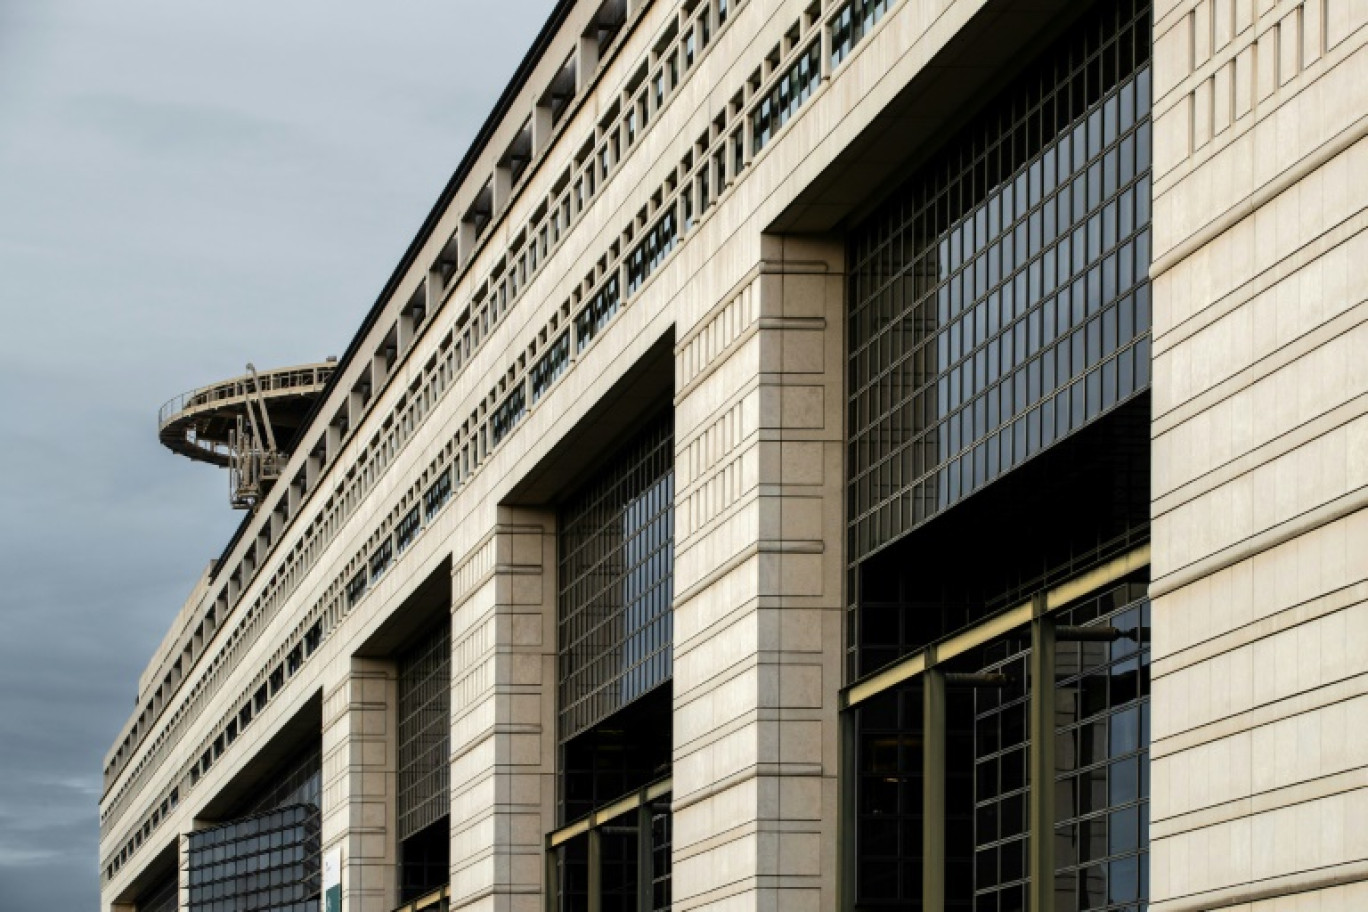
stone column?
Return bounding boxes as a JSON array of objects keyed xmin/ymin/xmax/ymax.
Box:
[
  {"xmin": 178, "ymin": 829, "xmax": 191, "ymax": 912},
  {"xmin": 671, "ymin": 236, "xmax": 845, "ymax": 911},
  {"xmin": 448, "ymin": 511, "xmax": 557, "ymax": 912},
  {"xmin": 321, "ymin": 657, "xmax": 398, "ymax": 912}
]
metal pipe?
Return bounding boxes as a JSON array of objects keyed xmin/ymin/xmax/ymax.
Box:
[
  {"xmin": 1056, "ymin": 625, "xmax": 1123, "ymax": 642},
  {"xmin": 943, "ymin": 672, "xmax": 1010, "ymax": 688}
]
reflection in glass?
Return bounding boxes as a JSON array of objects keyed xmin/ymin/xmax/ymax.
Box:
[
  {"xmin": 187, "ymin": 804, "xmax": 321, "ymax": 912},
  {"xmin": 846, "ymin": 0, "xmax": 1153, "ymax": 566},
  {"xmin": 558, "ymin": 409, "xmax": 674, "ymax": 741},
  {"xmin": 1054, "ymin": 586, "xmax": 1151, "ymax": 912}
]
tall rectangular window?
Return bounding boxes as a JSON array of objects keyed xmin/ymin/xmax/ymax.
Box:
[
  {"xmin": 846, "ymin": 0, "xmax": 1153, "ymax": 564},
  {"xmin": 397, "ymin": 619, "xmax": 452, "ymax": 903},
  {"xmin": 844, "ymin": 2, "xmax": 1154, "ymax": 910},
  {"xmin": 553, "ymin": 408, "xmax": 674, "ymax": 912},
  {"xmin": 557, "ymin": 409, "xmax": 674, "ymax": 744}
]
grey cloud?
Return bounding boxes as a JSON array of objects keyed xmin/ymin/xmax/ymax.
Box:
[{"xmin": 63, "ymin": 93, "xmax": 303, "ymax": 159}]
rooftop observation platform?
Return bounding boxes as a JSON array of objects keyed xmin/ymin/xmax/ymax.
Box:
[{"xmin": 157, "ymin": 362, "xmax": 336, "ymax": 467}]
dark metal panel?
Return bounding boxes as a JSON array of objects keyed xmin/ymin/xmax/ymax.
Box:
[{"xmin": 187, "ymin": 803, "xmax": 322, "ymax": 912}]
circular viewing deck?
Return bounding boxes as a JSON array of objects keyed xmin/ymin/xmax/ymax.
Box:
[{"xmin": 158, "ymin": 362, "xmax": 336, "ymax": 466}]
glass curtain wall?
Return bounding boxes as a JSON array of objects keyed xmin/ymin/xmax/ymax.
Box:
[
  {"xmin": 187, "ymin": 744, "xmax": 323, "ymax": 912},
  {"xmin": 553, "ymin": 408, "xmax": 675, "ymax": 912},
  {"xmin": 1051, "ymin": 584, "xmax": 1151, "ymax": 911},
  {"xmin": 187, "ymin": 805, "xmax": 322, "ymax": 912},
  {"xmin": 844, "ymin": 1, "xmax": 1154, "ymax": 909},
  {"xmin": 557, "ymin": 410, "xmax": 674, "ymax": 746},
  {"xmin": 242, "ymin": 743, "xmax": 322, "ymax": 816},
  {"xmin": 135, "ymin": 872, "xmax": 178, "ymax": 912},
  {"xmin": 852, "ymin": 582, "xmax": 1151, "ymax": 912},
  {"xmin": 397, "ymin": 620, "xmax": 453, "ymax": 902},
  {"xmin": 846, "ymin": 0, "xmax": 1153, "ymax": 569}
]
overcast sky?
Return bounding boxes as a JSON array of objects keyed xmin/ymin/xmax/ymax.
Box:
[{"xmin": 0, "ymin": 1, "xmax": 553, "ymax": 906}]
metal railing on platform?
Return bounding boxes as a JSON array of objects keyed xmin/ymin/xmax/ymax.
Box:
[{"xmin": 158, "ymin": 363, "xmax": 336, "ymax": 429}]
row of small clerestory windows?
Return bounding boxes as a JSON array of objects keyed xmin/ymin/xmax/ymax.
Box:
[
  {"xmin": 104, "ymin": 347, "xmax": 496, "ymax": 867},
  {"xmin": 101, "ymin": 0, "xmax": 859, "ymax": 839},
  {"xmin": 101, "ymin": 322, "xmax": 475, "ymax": 840},
  {"xmin": 103, "ymin": 420, "xmax": 475, "ymax": 881},
  {"xmin": 104, "ymin": 788, "xmax": 178, "ymax": 882},
  {"xmin": 103, "ymin": 0, "xmax": 897, "ymax": 870},
  {"xmin": 332, "ymin": 0, "xmax": 897, "ymax": 702},
  {"xmin": 100, "ymin": 0, "xmax": 736, "ymax": 802},
  {"xmin": 103, "ymin": 606, "xmax": 326, "ymax": 883}
]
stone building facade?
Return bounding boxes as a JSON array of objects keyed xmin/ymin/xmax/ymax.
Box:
[{"xmin": 99, "ymin": 0, "xmax": 1368, "ymax": 910}]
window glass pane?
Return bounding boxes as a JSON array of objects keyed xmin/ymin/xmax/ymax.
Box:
[{"xmin": 846, "ymin": 0, "xmax": 1153, "ymax": 573}]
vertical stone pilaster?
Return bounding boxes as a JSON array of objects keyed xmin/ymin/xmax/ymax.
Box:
[
  {"xmin": 672, "ymin": 236, "xmax": 846, "ymax": 911},
  {"xmin": 448, "ymin": 512, "xmax": 557, "ymax": 912},
  {"xmin": 178, "ymin": 830, "xmax": 191, "ymax": 912},
  {"xmin": 321, "ymin": 658, "xmax": 398, "ymax": 912},
  {"xmin": 1150, "ymin": 0, "xmax": 1368, "ymax": 907}
]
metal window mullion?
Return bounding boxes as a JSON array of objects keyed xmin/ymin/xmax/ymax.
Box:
[
  {"xmin": 844, "ymin": 543, "xmax": 1149, "ymax": 710},
  {"xmin": 637, "ymin": 803, "xmax": 652, "ymax": 911},
  {"xmin": 588, "ymin": 826, "xmax": 603, "ymax": 912},
  {"xmin": 1029, "ymin": 596, "xmax": 1056, "ymax": 912},
  {"xmin": 922, "ymin": 666, "xmax": 946, "ymax": 912}
]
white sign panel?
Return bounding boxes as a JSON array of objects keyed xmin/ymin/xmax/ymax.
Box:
[{"xmin": 323, "ymin": 847, "xmax": 341, "ymax": 912}]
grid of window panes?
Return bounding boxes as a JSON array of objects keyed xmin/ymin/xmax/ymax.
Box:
[
  {"xmin": 854, "ymin": 679, "xmax": 925, "ymax": 906},
  {"xmin": 602, "ymin": 828, "xmax": 638, "ymax": 911},
  {"xmin": 830, "ymin": 0, "xmax": 895, "ymax": 68},
  {"xmin": 187, "ymin": 804, "xmax": 321, "ymax": 912},
  {"xmin": 370, "ymin": 536, "xmax": 394, "ymax": 580},
  {"xmin": 397, "ymin": 620, "xmax": 452, "ymax": 841},
  {"xmin": 136, "ymin": 873, "xmax": 178, "ymax": 912},
  {"xmin": 576, "ymin": 276, "xmax": 622, "ymax": 353},
  {"xmin": 491, "ymin": 383, "xmax": 527, "ymax": 446},
  {"xmin": 557, "ymin": 836, "xmax": 590, "ymax": 912},
  {"xmin": 346, "ymin": 567, "xmax": 368, "ymax": 607},
  {"xmin": 626, "ymin": 209, "xmax": 679, "ymax": 295},
  {"xmin": 1053, "ymin": 583, "xmax": 1150, "ymax": 912},
  {"xmin": 846, "ymin": 0, "xmax": 1152, "ymax": 565},
  {"xmin": 558, "ymin": 410, "xmax": 674, "ymax": 741},
  {"xmin": 751, "ymin": 41, "xmax": 821, "ymax": 153},
  {"xmin": 973, "ymin": 636, "xmax": 1032, "ymax": 912},
  {"xmin": 396, "ymin": 504, "xmax": 422, "ymax": 553},
  {"xmin": 650, "ymin": 799, "xmax": 672, "ymax": 911},
  {"xmin": 532, "ymin": 331, "xmax": 572, "ymax": 402},
  {"xmin": 553, "ymin": 793, "xmax": 673, "ymax": 912},
  {"xmin": 423, "ymin": 467, "xmax": 452, "ymax": 521},
  {"xmin": 242, "ymin": 743, "xmax": 322, "ymax": 817}
]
